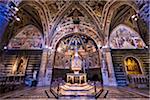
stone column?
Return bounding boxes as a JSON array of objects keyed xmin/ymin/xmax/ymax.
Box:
[
  {"xmin": 0, "ymin": 2, "xmax": 19, "ymax": 46},
  {"xmin": 0, "ymin": 3, "xmax": 9, "ymax": 43},
  {"xmin": 104, "ymin": 47, "xmax": 117, "ymax": 86},
  {"xmin": 37, "ymin": 48, "xmax": 55, "ymax": 86},
  {"xmin": 99, "ymin": 48, "xmax": 109, "ymax": 86},
  {"xmin": 37, "ymin": 49, "xmax": 48, "ymax": 86},
  {"xmin": 44, "ymin": 49, "xmax": 55, "ymax": 86}
]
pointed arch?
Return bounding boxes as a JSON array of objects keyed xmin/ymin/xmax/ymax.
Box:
[
  {"xmin": 102, "ymin": 0, "xmax": 139, "ymax": 35},
  {"xmin": 51, "ymin": 26, "xmax": 102, "ymax": 50},
  {"xmin": 48, "ymin": 2, "xmax": 104, "ymax": 47},
  {"xmin": 18, "ymin": 0, "xmax": 49, "ymax": 37},
  {"xmin": 8, "ymin": 25, "xmax": 44, "ymax": 49},
  {"xmin": 109, "ymin": 24, "xmax": 146, "ymax": 49}
]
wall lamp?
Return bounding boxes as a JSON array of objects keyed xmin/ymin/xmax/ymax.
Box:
[{"xmin": 131, "ymin": 14, "xmax": 139, "ymax": 21}]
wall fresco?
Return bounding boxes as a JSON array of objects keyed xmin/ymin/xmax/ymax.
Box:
[
  {"xmin": 8, "ymin": 25, "xmax": 43, "ymax": 49},
  {"xmin": 110, "ymin": 25, "xmax": 146, "ymax": 49}
]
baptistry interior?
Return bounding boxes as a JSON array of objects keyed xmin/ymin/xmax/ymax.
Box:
[{"xmin": 0, "ymin": 0, "xmax": 149, "ymax": 99}]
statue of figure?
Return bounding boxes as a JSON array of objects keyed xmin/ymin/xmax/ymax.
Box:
[{"xmin": 71, "ymin": 50, "xmax": 82, "ymax": 74}]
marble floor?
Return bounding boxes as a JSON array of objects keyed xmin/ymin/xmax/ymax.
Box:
[{"xmin": 0, "ymin": 86, "xmax": 149, "ymax": 99}]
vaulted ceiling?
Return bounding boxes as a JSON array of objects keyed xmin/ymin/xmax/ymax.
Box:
[{"xmin": 1, "ymin": 0, "xmax": 149, "ymax": 47}]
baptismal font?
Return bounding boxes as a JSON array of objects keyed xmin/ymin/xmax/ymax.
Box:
[
  {"xmin": 66, "ymin": 50, "xmax": 87, "ymax": 84},
  {"xmin": 58, "ymin": 37, "xmax": 96, "ymax": 97}
]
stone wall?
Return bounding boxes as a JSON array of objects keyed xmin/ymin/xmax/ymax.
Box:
[
  {"xmin": 111, "ymin": 49, "xmax": 149, "ymax": 86},
  {"xmin": 2, "ymin": 50, "xmax": 42, "ymax": 81}
]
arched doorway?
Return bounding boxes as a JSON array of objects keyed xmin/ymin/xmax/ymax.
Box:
[{"xmin": 51, "ymin": 34, "xmax": 103, "ymax": 84}]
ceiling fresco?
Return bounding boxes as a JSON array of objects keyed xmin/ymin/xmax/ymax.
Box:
[
  {"xmin": 56, "ymin": 34, "xmax": 98, "ymax": 56},
  {"xmin": 2, "ymin": 0, "xmax": 148, "ymax": 49}
]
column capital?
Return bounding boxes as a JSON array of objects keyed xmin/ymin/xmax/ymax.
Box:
[{"xmin": 102, "ymin": 47, "xmax": 111, "ymax": 52}]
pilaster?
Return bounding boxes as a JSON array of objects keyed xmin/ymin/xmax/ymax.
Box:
[
  {"xmin": 98, "ymin": 48, "xmax": 109, "ymax": 86},
  {"xmin": 37, "ymin": 49, "xmax": 48, "ymax": 86},
  {"xmin": 103, "ymin": 47, "xmax": 117, "ymax": 86},
  {"xmin": 37, "ymin": 48, "xmax": 55, "ymax": 86},
  {"xmin": 44, "ymin": 49, "xmax": 55, "ymax": 86}
]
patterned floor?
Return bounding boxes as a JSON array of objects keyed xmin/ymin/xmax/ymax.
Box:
[{"xmin": 0, "ymin": 86, "xmax": 149, "ymax": 99}]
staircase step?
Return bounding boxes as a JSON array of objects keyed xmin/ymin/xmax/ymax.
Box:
[{"xmin": 59, "ymin": 83, "xmax": 95, "ymax": 96}]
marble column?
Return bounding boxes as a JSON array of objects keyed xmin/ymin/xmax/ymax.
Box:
[
  {"xmin": 0, "ymin": 3, "xmax": 8, "ymax": 43},
  {"xmin": 104, "ymin": 47, "xmax": 117, "ymax": 86},
  {"xmin": 37, "ymin": 49, "xmax": 48, "ymax": 86},
  {"xmin": 44, "ymin": 49, "xmax": 55, "ymax": 86},
  {"xmin": 0, "ymin": 2, "xmax": 18, "ymax": 46},
  {"xmin": 37, "ymin": 48, "xmax": 55, "ymax": 86},
  {"xmin": 99, "ymin": 48, "xmax": 109, "ymax": 86}
]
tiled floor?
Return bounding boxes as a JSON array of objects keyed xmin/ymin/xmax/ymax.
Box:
[{"xmin": 0, "ymin": 86, "xmax": 149, "ymax": 99}]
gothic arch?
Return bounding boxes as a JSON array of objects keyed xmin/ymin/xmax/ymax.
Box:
[
  {"xmin": 18, "ymin": 0, "xmax": 49, "ymax": 37},
  {"xmin": 109, "ymin": 24, "xmax": 146, "ymax": 49},
  {"xmin": 48, "ymin": 2, "xmax": 104, "ymax": 46},
  {"xmin": 8, "ymin": 25, "xmax": 44, "ymax": 49},
  {"xmin": 102, "ymin": 0, "xmax": 139, "ymax": 36},
  {"xmin": 51, "ymin": 26, "xmax": 102, "ymax": 50}
]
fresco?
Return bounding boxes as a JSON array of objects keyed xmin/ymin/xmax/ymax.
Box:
[
  {"xmin": 109, "ymin": 24, "xmax": 145, "ymax": 49},
  {"xmin": 56, "ymin": 34, "xmax": 97, "ymax": 54},
  {"xmin": 12, "ymin": 56, "xmax": 28, "ymax": 75},
  {"xmin": 124, "ymin": 57, "xmax": 142, "ymax": 75},
  {"xmin": 54, "ymin": 34, "xmax": 99, "ymax": 69},
  {"xmin": 8, "ymin": 25, "xmax": 43, "ymax": 49}
]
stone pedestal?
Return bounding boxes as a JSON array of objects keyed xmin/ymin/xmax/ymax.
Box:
[{"xmin": 67, "ymin": 73, "xmax": 87, "ymax": 84}]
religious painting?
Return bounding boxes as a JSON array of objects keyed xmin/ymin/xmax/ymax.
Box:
[
  {"xmin": 8, "ymin": 25, "xmax": 43, "ymax": 49},
  {"xmin": 54, "ymin": 34, "xmax": 99, "ymax": 69},
  {"xmin": 109, "ymin": 24, "xmax": 146, "ymax": 49},
  {"xmin": 124, "ymin": 57, "xmax": 142, "ymax": 75},
  {"xmin": 56, "ymin": 34, "xmax": 97, "ymax": 54},
  {"xmin": 12, "ymin": 56, "xmax": 28, "ymax": 75}
]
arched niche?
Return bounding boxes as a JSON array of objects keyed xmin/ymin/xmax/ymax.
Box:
[
  {"xmin": 109, "ymin": 24, "xmax": 146, "ymax": 49},
  {"xmin": 8, "ymin": 25, "xmax": 44, "ymax": 49},
  {"xmin": 124, "ymin": 56, "xmax": 143, "ymax": 75},
  {"xmin": 52, "ymin": 34, "xmax": 102, "ymax": 82},
  {"xmin": 54, "ymin": 34, "xmax": 99, "ymax": 69}
]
